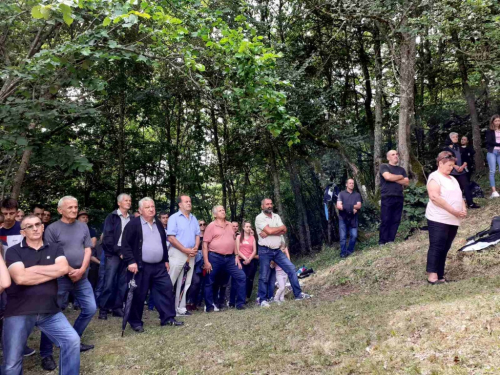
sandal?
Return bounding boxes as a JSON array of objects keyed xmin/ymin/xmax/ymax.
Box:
[{"xmin": 427, "ymin": 280, "xmax": 438, "ymax": 285}]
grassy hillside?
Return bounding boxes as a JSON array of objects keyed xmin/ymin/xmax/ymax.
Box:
[{"xmin": 18, "ymin": 197, "xmax": 500, "ymax": 374}]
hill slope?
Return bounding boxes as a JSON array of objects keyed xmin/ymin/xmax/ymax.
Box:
[{"xmin": 20, "ymin": 198, "xmax": 500, "ymax": 374}]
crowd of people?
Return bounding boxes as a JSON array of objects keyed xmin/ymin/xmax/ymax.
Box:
[
  {"xmin": 1, "ymin": 116, "xmax": 500, "ymax": 374},
  {"xmin": 0, "ymin": 194, "xmax": 311, "ymax": 374}
]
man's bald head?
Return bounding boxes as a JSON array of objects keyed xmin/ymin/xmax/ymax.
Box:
[{"xmin": 386, "ymin": 150, "xmax": 399, "ymax": 165}]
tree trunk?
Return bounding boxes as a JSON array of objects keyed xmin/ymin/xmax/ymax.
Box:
[
  {"xmin": 11, "ymin": 148, "xmax": 32, "ymax": 200},
  {"xmin": 451, "ymin": 30, "xmax": 486, "ymax": 172},
  {"xmin": 397, "ymin": 30, "xmax": 416, "ymax": 175},
  {"xmin": 211, "ymin": 105, "xmax": 227, "ymax": 209},
  {"xmin": 288, "ymin": 161, "xmax": 307, "ymax": 254},
  {"xmin": 358, "ymin": 28, "xmax": 374, "ymax": 131},
  {"xmin": 116, "ymin": 92, "xmax": 126, "ymax": 196},
  {"xmin": 268, "ymin": 141, "xmax": 284, "ymax": 219},
  {"xmin": 373, "ymin": 23, "xmax": 384, "ymax": 191}
]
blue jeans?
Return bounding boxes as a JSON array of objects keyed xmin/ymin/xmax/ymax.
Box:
[
  {"xmin": 40, "ymin": 277, "xmax": 96, "ymax": 358},
  {"xmin": 99, "ymin": 255, "xmax": 127, "ymax": 311},
  {"xmin": 339, "ymin": 219, "xmax": 358, "ymax": 257},
  {"xmin": 204, "ymin": 253, "xmax": 246, "ymax": 310},
  {"xmin": 257, "ymin": 246, "xmax": 302, "ymax": 301},
  {"xmin": 3, "ymin": 312, "xmax": 80, "ymax": 375},
  {"xmin": 487, "ymin": 151, "xmax": 500, "ymax": 187}
]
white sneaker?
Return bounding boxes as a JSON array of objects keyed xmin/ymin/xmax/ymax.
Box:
[
  {"xmin": 490, "ymin": 191, "xmax": 500, "ymax": 199},
  {"xmin": 260, "ymin": 300, "xmax": 271, "ymax": 308}
]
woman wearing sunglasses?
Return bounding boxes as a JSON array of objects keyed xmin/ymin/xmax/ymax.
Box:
[{"xmin": 185, "ymin": 220, "xmax": 206, "ymax": 310}]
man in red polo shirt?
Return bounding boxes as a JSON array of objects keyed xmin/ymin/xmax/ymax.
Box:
[{"xmin": 203, "ymin": 206, "xmax": 246, "ymax": 312}]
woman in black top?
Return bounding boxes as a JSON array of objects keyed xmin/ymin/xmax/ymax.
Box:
[
  {"xmin": 443, "ymin": 132, "xmax": 480, "ymax": 209},
  {"xmin": 485, "ymin": 114, "xmax": 500, "ymax": 198}
]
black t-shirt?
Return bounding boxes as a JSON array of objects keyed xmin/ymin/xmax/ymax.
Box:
[
  {"xmin": 379, "ymin": 164, "xmax": 407, "ymax": 197},
  {"xmin": 337, "ymin": 190, "xmax": 362, "ymax": 227},
  {"xmin": 5, "ymin": 239, "xmax": 65, "ymax": 317}
]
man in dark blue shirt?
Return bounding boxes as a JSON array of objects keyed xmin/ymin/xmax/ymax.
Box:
[
  {"xmin": 379, "ymin": 150, "xmax": 409, "ymax": 245},
  {"xmin": 337, "ymin": 179, "xmax": 362, "ymax": 258}
]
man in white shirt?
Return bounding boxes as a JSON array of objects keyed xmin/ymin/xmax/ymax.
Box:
[{"xmin": 254, "ymin": 198, "xmax": 311, "ymax": 307}]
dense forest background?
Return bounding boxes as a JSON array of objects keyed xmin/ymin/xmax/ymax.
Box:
[{"xmin": 1, "ymin": 0, "xmax": 500, "ymax": 254}]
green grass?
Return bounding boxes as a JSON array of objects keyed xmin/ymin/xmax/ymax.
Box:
[{"xmin": 14, "ymin": 195, "xmax": 500, "ymax": 374}]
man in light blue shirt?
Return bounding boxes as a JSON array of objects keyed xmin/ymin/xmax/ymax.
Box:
[{"xmin": 167, "ymin": 196, "xmax": 200, "ymax": 316}]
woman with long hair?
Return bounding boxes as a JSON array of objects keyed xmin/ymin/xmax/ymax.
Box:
[
  {"xmin": 485, "ymin": 114, "xmax": 500, "ymax": 198},
  {"xmin": 229, "ymin": 221, "xmax": 257, "ymax": 307}
]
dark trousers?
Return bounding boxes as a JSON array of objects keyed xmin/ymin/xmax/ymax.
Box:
[
  {"xmin": 212, "ymin": 271, "xmax": 230, "ymax": 307},
  {"xmin": 204, "ymin": 253, "xmax": 246, "ymax": 310},
  {"xmin": 229, "ymin": 258, "xmax": 258, "ymax": 305},
  {"xmin": 186, "ymin": 271, "xmax": 203, "ymax": 306},
  {"xmin": 128, "ymin": 262, "xmax": 176, "ymax": 328},
  {"xmin": 454, "ymin": 173, "xmax": 473, "ymax": 206},
  {"xmin": 94, "ymin": 252, "xmax": 106, "ymax": 303},
  {"xmin": 379, "ymin": 196, "xmax": 404, "ymax": 244},
  {"xmin": 426, "ymin": 220, "xmax": 458, "ymax": 279},
  {"xmin": 99, "ymin": 255, "xmax": 127, "ymax": 311}
]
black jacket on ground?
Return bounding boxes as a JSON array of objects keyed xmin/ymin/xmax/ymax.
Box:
[
  {"xmin": 120, "ymin": 217, "xmax": 169, "ymax": 268},
  {"xmin": 485, "ymin": 129, "xmax": 500, "ymax": 153},
  {"xmin": 102, "ymin": 210, "xmax": 130, "ymax": 257}
]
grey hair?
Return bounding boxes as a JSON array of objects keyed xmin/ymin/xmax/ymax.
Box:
[
  {"xmin": 138, "ymin": 197, "xmax": 154, "ymax": 209},
  {"xmin": 117, "ymin": 193, "xmax": 131, "ymax": 203},
  {"xmin": 212, "ymin": 205, "xmax": 224, "ymax": 216},
  {"xmin": 449, "ymin": 132, "xmax": 458, "ymax": 139},
  {"xmin": 57, "ymin": 196, "xmax": 77, "ymax": 208},
  {"xmin": 261, "ymin": 198, "xmax": 272, "ymax": 206}
]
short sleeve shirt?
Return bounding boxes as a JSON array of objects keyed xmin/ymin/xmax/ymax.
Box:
[
  {"xmin": 0, "ymin": 221, "xmax": 23, "ymax": 256},
  {"xmin": 5, "ymin": 240, "xmax": 66, "ymax": 317},
  {"xmin": 379, "ymin": 164, "xmax": 407, "ymax": 197},
  {"xmin": 44, "ymin": 220, "xmax": 92, "ymax": 269},
  {"xmin": 425, "ymin": 171, "xmax": 463, "ymax": 226},
  {"xmin": 255, "ymin": 212, "xmax": 285, "ymax": 249},
  {"xmin": 166, "ymin": 211, "xmax": 200, "ymax": 249},
  {"xmin": 337, "ymin": 190, "xmax": 362, "ymax": 225},
  {"xmin": 203, "ymin": 221, "xmax": 236, "ymax": 255}
]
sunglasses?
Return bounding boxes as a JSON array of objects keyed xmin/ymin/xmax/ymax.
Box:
[{"xmin": 199, "ymin": 223, "xmax": 206, "ymax": 226}]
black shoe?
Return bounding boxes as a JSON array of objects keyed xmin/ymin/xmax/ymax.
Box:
[
  {"xmin": 236, "ymin": 305, "xmax": 246, "ymax": 310},
  {"xmin": 132, "ymin": 326, "xmax": 144, "ymax": 333},
  {"xmin": 469, "ymin": 203, "xmax": 480, "ymax": 209},
  {"xmin": 41, "ymin": 356, "xmax": 57, "ymax": 371},
  {"xmin": 205, "ymin": 307, "xmax": 214, "ymax": 313},
  {"xmin": 23, "ymin": 346, "xmax": 36, "ymax": 357},
  {"xmin": 176, "ymin": 310, "xmax": 192, "ymax": 316},
  {"xmin": 98, "ymin": 309, "xmax": 108, "ymax": 320},
  {"xmin": 80, "ymin": 343, "xmax": 94, "ymax": 352},
  {"xmin": 112, "ymin": 308, "xmax": 124, "ymax": 317},
  {"xmin": 162, "ymin": 319, "xmax": 184, "ymax": 327}
]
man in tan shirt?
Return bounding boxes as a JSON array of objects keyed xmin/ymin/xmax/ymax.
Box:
[
  {"xmin": 203, "ymin": 206, "xmax": 246, "ymax": 312},
  {"xmin": 255, "ymin": 198, "xmax": 311, "ymax": 307}
]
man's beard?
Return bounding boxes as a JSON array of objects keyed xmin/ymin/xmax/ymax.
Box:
[{"xmin": 263, "ymin": 208, "xmax": 273, "ymax": 214}]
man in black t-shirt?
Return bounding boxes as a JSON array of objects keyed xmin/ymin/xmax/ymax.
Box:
[
  {"xmin": 2, "ymin": 215, "xmax": 80, "ymax": 375},
  {"xmin": 337, "ymin": 179, "xmax": 362, "ymax": 257},
  {"xmin": 379, "ymin": 150, "xmax": 409, "ymax": 245}
]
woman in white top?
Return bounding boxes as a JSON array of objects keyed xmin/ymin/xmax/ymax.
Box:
[{"xmin": 426, "ymin": 151, "xmax": 467, "ymax": 284}]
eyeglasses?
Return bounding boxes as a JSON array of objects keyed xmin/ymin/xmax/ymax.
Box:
[
  {"xmin": 199, "ymin": 223, "xmax": 206, "ymax": 227},
  {"xmin": 21, "ymin": 222, "xmax": 43, "ymax": 231}
]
